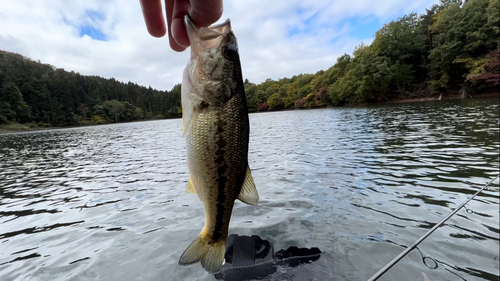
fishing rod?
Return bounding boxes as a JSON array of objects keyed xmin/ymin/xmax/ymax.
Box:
[{"xmin": 367, "ymin": 174, "xmax": 500, "ymax": 281}]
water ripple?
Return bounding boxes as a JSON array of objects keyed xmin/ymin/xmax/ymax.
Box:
[{"xmin": 0, "ymin": 98, "xmax": 498, "ymax": 280}]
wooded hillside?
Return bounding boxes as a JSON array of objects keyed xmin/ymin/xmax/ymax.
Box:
[
  {"xmin": 0, "ymin": 51, "xmax": 181, "ymax": 127},
  {"xmin": 244, "ymin": 0, "xmax": 499, "ymax": 111},
  {"xmin": 1, "ymin": 0, "xmax": 498, "ymax": 128}
]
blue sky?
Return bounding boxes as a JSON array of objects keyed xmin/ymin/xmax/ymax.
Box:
[
  {"xmin": 79, "ymin": 25, "xmax": 107, "ymax": 41},
  {"xmin": 340, "ymin": 17, "xmax": 382, "ymax": 41},
  {"xmin": 0, "ymin": 0, "xmax": 440, "ymax": 90},
  {"xmin": 78, "ymin": 10, "xmax": 107, "ymax": 41},
  {"xmin": 287, "ymin": 14, "xmax": 382, "ymax": 44}
]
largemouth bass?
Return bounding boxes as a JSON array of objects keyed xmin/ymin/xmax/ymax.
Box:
[{"xmin": 178, "ymin": 14, "xmax": 259, "ymax": 273}]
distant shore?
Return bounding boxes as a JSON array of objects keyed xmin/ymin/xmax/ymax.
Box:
[
  {"xmin": 382, "ymin": 91, "xmax": 499, "ymax": 105},
  {"xmin": 1, "ymin": 92, "xmax": 498, "ymax": 135},
  {"xmin": 0, "ymin": 124, "xmax": 90, "ymax": 135},
  {"xmin": 0, "ymin": 118, "xmax": 172, "ymax": 135}
]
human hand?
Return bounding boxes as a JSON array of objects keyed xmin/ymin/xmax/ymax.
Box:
[{"xmin": 140, "ymin": 0, "xmax": 223, "ymax": 52}]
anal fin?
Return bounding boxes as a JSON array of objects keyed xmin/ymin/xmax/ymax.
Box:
[
  {"xmin": 237, "ymin": 166, "xmax": 259, "ymax": 205},
  {"xmin": 186, "ymin": 177, "xmax": 196, "ymax": 194}
]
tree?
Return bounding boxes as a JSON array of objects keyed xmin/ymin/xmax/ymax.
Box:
[
  {"xmin": 0, "ymin": 80, "xmax": 31, "ymax": 123},
  {"xmin": 328, "ymin": 45, "xmax": 394, "ymax": 104},
  {"xmin": 324, "ymin": 54, "xmax": 351, "ymax": 86},
  {"xmin": 371, "ymin": 13, "xmax": 427, "ymax": 85},
  {"xmin": 1, "ymin": 0, "xmax": 498, "ymax": 125},
  {"xmin": 244, "ymin": 82, "xmax": 258, "ymax": 111},
  {"xmin": 102, "ymin": 100, "xmax": 125, "ymax": 123},
  {"xmin": 0, "ymin": 49, "xmax": 184, "ymax": 127},
  {"xmin": 429, "ymin": 0, "xmax": 498, "ymax": 89},
  {"xmin": 456, "ymin": 50, "xmax": 500, "ymax": 87}
]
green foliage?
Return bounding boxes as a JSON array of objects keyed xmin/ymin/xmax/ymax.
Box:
[
  {"xmin": 243, "ymin": 0, "xmax": 498, "ymax": 109},
  {"xmin": 102, "ymin": 99, "xmax": 125, "ymax": 123},
  {"xmin": 329, "ymin": 45, "xmax": 395, "ymax": 103},
  {"xmin": 486, "ymin": 0, "xmax": 500, "ymax": 45},
  {"xmin": 0, "ymin": 50, "xmax": 181, "ymax": 127},
  {"xmin": 456, "ymin": 50, "xmax": 500, "ymax": 86},
  {"xmin": 0, "ymin": 80, "xmax": 31, "ymax": 124},
  {"xmin": 0, "ymin": 122, "xmax": 30, "ymax": 130},
  {"xmin": 372, "ymin": 13, "xmax": 426, "ymax": 65},
  {"xmin": 372, "ymin": 13, "xmax": 427, "ymax": 86},
  {"xmin": 267, "ymin": 92, "xmax": 284, "ymax": 110},
  {"xmin": 91, "ymin": 115, "xmax": 107, "ymax": 124},
  {"xmin": 2, "ymin": 0, "xmax": 498, "ymax": 126},
  {"xmin": 429, "ymin": 0, "xmax": 499, "ymax": 89}
]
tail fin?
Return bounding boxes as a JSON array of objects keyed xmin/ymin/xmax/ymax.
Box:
[{"xmin": 178, "ymin": 233, "xmax": 226, "ymax": 273}]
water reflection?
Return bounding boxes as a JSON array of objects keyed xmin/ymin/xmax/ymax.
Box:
[
  {"xmin": 0, "ymin": 98, "xmax": 498, "ymax": 280},
  {"xmin": 0, "ymin": 220, "xmax": 85, "ymax": 239}
]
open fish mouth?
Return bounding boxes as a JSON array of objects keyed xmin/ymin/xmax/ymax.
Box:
[
  {"xmin": 185, "ymin": 14, "xmax": 234, "ymax": 55},
  {"xmin": 185, "ymin": 14, "xmax": 232, "ymax": 41}
]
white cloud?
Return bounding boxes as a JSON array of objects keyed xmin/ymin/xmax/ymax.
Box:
[{"xmin": 0, "ymin": 0, "xmax": 439, "ymax": 91}]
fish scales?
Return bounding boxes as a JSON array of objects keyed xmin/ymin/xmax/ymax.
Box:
[
  {"xmin": 178, "ymin": 14, "xmax": 259, "ymax": 273},
  {"xmin": 186, "ymin": 93, "xmax": 248, "ymax": 240}
]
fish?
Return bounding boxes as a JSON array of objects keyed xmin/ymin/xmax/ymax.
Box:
[{"xmin": 178, "ymin": 14, "xmax": 259, "ymax": 273}]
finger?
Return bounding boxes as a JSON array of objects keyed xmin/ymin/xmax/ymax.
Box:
[
  {"xmin": 140, "ymin": 0, "xmax": 166, "ymax": 37},
  {"xmin": 170, "ymin": 0, "xmax": 223, "ymax": 50},
  {"xmin": 165, "ymin": 0, "xmax": 186, "ymax": 52},
  {"xmin": 189, "ymin": 0, "xmax": 223, "ymax": 27},
  {"xmin": 170, "ymin": 0, "xmax": 191, "ymax": 51}
]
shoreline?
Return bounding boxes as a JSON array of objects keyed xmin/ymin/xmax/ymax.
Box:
[
  {"xmin": 0, "ymin": 118, "xmax": 175, "ymax": 135},
  {"xmin": 249, "ymin": 91, "xmax": 499, "ymax": 112},
  {"xmin": 1, "ymin": 92, "xmax": 498, "ymax": 135},
  {"xmin": 382, "ymin": 91, "xmax": 499, "ymax": 104}
]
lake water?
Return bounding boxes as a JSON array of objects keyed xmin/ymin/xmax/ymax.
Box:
[{"xmin": 0, "ymin": 98, "xmax": 499, "ymax": 281}]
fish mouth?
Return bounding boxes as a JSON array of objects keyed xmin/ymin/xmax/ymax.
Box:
[{"xmin": 185, "ymin": 14, "xmax": 232, "ymax": 52}]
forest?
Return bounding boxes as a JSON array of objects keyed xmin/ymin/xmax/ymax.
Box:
[
  {"xmin": 0, "ymin": 50, "xmax": 182, "ymax": 128},
  {"xmin": 1, "ymin": 0, "xmax": 498, "ymax": 129},
  {"xmin": 244, "ymin": 0, "xmax": 499, "ymax": 111}
]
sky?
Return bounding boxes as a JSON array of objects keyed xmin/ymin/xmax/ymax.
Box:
[{"xmin": 0, "ymin": 0, "xmax": 440, "ymax": 91}]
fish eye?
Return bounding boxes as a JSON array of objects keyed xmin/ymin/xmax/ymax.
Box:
[{"xmin": 222, "ymin": 44, "xmax": 237, "ymax": 61}]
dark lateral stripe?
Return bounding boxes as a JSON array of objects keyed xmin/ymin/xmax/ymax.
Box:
[
  {"xmin": 212, "ymin": 172, "xmax": 227, "ymax": 242},
  {"xmin": 212, "ymin": 122, "xmax": 227, "ymax": 243}
]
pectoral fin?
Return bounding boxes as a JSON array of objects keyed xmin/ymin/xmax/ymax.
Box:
[
  {"xmin": 237, "ymin": 166, "xmax": 259, "ymax": 205},
  {"xmin": 186, "ymin": 177, "xmax": 197, "ymax": 194}
]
